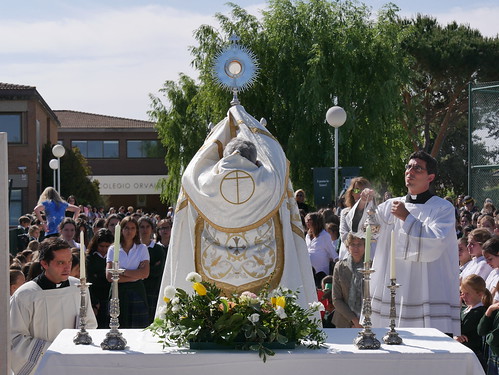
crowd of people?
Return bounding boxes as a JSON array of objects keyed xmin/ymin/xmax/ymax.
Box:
[{"xmin": 7, "ymin": 150, "xmax": 499, "ymax": 375}]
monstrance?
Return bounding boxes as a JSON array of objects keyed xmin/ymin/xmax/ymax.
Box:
[{"xmin": 212, "ymin": 34, "xmax": 259, "ymax": 105}]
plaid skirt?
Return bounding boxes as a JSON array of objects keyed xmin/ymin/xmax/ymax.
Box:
[{"xmin": 116, "ymin": 280, "xmax": 149, "ymax": 329}]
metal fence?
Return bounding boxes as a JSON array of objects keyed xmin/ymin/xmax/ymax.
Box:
[{"xmin": 468, "ymin": 81, "xmax": 499, "ymax": 208}]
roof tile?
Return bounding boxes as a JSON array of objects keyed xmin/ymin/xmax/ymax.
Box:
[{"xmin": 54, "ymin": 110, "xmax": 155, "ymax": 129}]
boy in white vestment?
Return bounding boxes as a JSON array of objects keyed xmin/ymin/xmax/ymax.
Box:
[
  {"xmin": 354, "ymin": 150, "xmax": 460, "ymax": 335},
  {"xmin": 10, "ymin": 237, "xmax": 97, "ymax": 375}
]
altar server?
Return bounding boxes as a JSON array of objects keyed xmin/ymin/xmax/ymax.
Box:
[
  {"xmin": 354, "ymin": 150, "xmax": 460, "ymax": 335},
  {"xmin": 156, "ymin": 104, "xmax": 317, "ymax": 315},
  {"xmin": 10, "ymin": 237, "xmax": 97, "ymax": 375}
]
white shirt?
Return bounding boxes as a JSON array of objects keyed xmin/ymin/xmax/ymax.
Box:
[
  {"xmin": 106, "ymin": 243, "xmax": 150, "ymax": 269},
  {"xmin": 306, "ymin": 230, "xmax": 339, "ymax": 274},
  {"xmin": 460, "ymin": 256, "xmax": 493, "ymax": 281},
  {"xmin": 485, "ymin": 268, "xmax": 499, "ymax": 297}
]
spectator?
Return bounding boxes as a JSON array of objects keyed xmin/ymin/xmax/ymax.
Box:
[
  {"xmin": 106, "ymin": 216, "xmax": 150, "ymax": 328},
  {"xmin": 34, "ymin": 187, "xmax": 80, "ymax": 238},
  {"xmin": 338, "ymin": 177, "xmax": 371, "ymax": 260},
  {"xmin": 294, "ymin": 189, "xmax": 309, "ymax": 213},
  {"xmin": 332, "ymin": 233, "xmax": 365, "ymax": 328},
  {"xmin": 459, "ymin": 237, "xmax": 472, "ymax": 274},
  {"xmin": 138, "ymin": 216, "xmax": 166, "ymax": 323},
  {"xmin": 461, "ymin": 228, "xmax": 493, "ymax": 281},
  {"xmin": 87, "ymin": 228, "xmax": 113, "ymax": 328},
  {"xmin": 58, "ymin": 218, "xmax": 80, "ymax": 249},
  {"xmin": 305, "ymin": 212, "xmax": 339, "ymax": 288},
  {"xmin": 10, "ymin": 269, "xmax": 25, "ymax": 296},
  {"xmin": 455, "ymin": 274, "xmax": 492, "ymax": 369}
]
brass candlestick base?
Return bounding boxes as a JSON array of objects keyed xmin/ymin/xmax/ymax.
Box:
[
  {"xmin": 101, "ymin": 263, "xmax": 127, "ymax": 350},
  {"xmin": 383, "ymin": 278, "xmax": 403, "ymax": 345},
  {"xmin": 73, "ymin": 278, "xmax": 93, "ymax": 345},
  {"xmin": 353, "ymin": 261, "xmax": 381, "ymax": 350}
]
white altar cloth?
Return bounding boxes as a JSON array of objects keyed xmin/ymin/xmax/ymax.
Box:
[{"xmin": 34, "ymin": 328, "xmax": 484, "ymax": 375}]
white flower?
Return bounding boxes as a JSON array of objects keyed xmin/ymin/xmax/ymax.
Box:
[
  {"xmin": 308, "ymin": 301, "xmax": 325, "ymax": 312},
  {"xmin": 163, "ymin": 286, "xmax": 177, "ymax": 299},
  {"xmin": 240, "ymin": 291, "xmax": 259, "ymax": 304},
  {"xmin": 248, "ymin": 313, "xmax": 260, "ymax": 324},
  {"xmin": 158, "ymin": 305, "xmax": 168, "ymax": 320},
  {"xmin": 275, "ymin": 306, "xmax": 287, "ymax": 319},
  {"xmin": 171, "ymin": 297, "xmax": 180, "ymax": 305},
  {"xmin": 172, "ymin": 304, "xmax": 181, "ymax": 313},
  {"xmin": 186, "ymin": 272, "xmax": 202, "ymax": 283}
]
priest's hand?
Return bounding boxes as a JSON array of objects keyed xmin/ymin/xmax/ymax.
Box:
[
  {"xmin": 358, "ymin": 188, "xmax": 376, "ymax": 210},
  {"xmin": 391, "ymin": 201, "xmax": 409, "ymax": 221}
]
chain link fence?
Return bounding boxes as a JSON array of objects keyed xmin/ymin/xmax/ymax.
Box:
[{"xmin": 468, "ymin": 81, "xmax": 499, "ymax": 208}]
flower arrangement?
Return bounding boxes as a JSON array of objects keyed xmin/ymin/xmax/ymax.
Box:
[{"xmin": 147, "ymin": 272, "xmax": 326, "ymax": 362}]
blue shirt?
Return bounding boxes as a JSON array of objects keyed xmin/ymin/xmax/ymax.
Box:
[{"xmin": 42, "ymin": 200, "xmax": 68, "ymax": 235}]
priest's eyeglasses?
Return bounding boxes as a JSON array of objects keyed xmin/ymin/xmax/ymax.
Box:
[{"xmin": 405, "ymin": 164, "xmax": 426, "ymax": 173}]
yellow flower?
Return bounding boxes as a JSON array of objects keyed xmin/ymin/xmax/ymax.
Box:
[
  {"xmin": 192, "ymin": 282, "xmax": 207, "ymax": 296},
  {"xmin": 276, "ymin": 296, "xmax": 286, "ymax": 308},
  {"xmin": 163, "ymin": 297, "xmax": 170, "ymax": 303},
  {"xmin": 271, "ymin": 297, "xmax": 277, "ymax": 306}
]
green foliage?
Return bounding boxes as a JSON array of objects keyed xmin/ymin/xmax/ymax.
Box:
[
  {"xmin": 399, "ymin": 15, "xmax": 499, "ymax": 158},
  {"xmin": 147, "ymin": 273, "xmax": 326, "ymax": 362},
  {"xmin": 41, "ymin": 143, "xmax": 102, "ymax": 206},
  {"xmin": 150, "ymin": 1, "xmax": 499, "ymax": 200},
  {"xmin": 151, "ymin": 0, "xmax": 410, "ymax": 202}
]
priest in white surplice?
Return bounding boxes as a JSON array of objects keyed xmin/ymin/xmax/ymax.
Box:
[
  {"xmin": 156, "ymin": 104, "xmax": 317, "ymax": 314},
  {"xmin": 10, "ymin": 238, "xmax": 97, "ymax": 375},
  {"xmin": 353, "ymin": 150, "xmax": 460, "ymax": 335}
]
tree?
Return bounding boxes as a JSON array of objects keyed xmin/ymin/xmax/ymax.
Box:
[
  {"xmin": 399, "ymin": 16, "xmax": 499, "ymax": 158},
  {"xmin": 42, "ymin": 143, "xmax": 102, "ymax": 206},
  {"xmin": 152, "ymin": 0, "xmax": 411, "ymax": 203}
]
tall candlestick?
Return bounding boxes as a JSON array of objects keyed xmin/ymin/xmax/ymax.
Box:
[
  {"xmin": 364, "ymin": 224, "xmax": 372, "ymax": 263},
  {"xmin": 113, "ymin": 224, "xmax": 121, "ymax": 264},
  {"xmin": 390, "ymin": 230, "xmax": 396, "ymax": 279},
  {"xmin": 79, "ymin": 230, "xmax": 86, "ymax": 279}
]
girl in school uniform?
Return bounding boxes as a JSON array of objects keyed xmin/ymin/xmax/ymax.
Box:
[{"xmin": 455, "ymin": 274, "xmax": 492, "ymax": 370}]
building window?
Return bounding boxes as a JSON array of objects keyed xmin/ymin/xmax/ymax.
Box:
[
  {"xmin": 127, "ymin": 140, "xmax": 165, "ymax": 158},
  {"xmin": 72, "ymin": 140, "xmax": 119, "ymax": 158},
  {"xmin": 9, "ymin": 189, "xmax": 22, "ymax": 226},
  {"xmin": 0, "ymin": 113, "xmax": 22, "ymax": 143}
]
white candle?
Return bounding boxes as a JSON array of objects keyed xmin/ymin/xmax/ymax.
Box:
[
  {"xmin": 390, "ymin": 230, "xmax": 396, "ymax": 279},
  {"xmin": 364, "ymin": 224, "xmax": 371, "ymax": 263},
  {"xmin": 79, "ymin": 230, "xmax": 86, "ymax": 279},
  {"xmin": 113, "ymin": 224, "xmax": 121, "ymax": 264}
]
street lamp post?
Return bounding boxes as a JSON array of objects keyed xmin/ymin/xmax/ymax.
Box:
[
  {"xmin": 52, "ymin": 144, "xmax": 66, "ymax": 194},
  {"xmin": 326, "ymin": 106, "xmax": 347, "ymax": 202},
  {"xmin": 49, "ymin": 159, "xmax": 59, "ymax": 191}
]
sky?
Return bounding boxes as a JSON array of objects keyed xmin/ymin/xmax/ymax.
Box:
[{"xmin": 1, "ymin": 0, "xmax": 498, "ymax": 121}]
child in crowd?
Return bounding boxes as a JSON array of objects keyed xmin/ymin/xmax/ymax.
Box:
[
  {"xmin": 459, "ymin": 237, "xmax": 472, "ymax": 274},
  {"xmin": 483, "ymin": 237, "xmax": 499, "ymax": 302},
  {"xmin": 455, "ymin": 274, "xmax": 492, "ymax": 369},
  {"xmin": 461, "ymin": 228, "xmax": 493, "ymax": 281},
  {"xmin": 478, "ymin": 284, "xmax": 499, "ymax": 374},
  {"xmin": 10, "ymin": 269, "xmax": 25, "ymax": 296}
]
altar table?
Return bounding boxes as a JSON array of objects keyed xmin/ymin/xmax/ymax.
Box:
[{"xmin": 35, "ymin": 328, "xmax": 484, "ymax": 375}]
